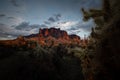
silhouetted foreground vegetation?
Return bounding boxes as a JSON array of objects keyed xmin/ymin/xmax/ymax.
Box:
[
  {"xmin": 0, "ymin": 44, "xmax": 84, "ymax": 80},
  {"xmin": 81, "ymin": 0, "xmax": 120, "ymax": 80}
]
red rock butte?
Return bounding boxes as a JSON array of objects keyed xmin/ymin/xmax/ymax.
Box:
[
  {"xmin": 0, "ymin": 28, "xmax": 88, "ymax": 47},
  {"xmin": 25, "ymin": 28, "xmax": 81, "ymax": 46}
]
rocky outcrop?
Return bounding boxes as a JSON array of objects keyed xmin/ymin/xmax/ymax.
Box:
[
  {"xmin": 0, "ymin": 28, "xmax": 88, "ymax": 47},
  {"xmin": 0, "ymin": 36, "xmax": 27, "ymax": 47},
  {"xmin": 25, "ymin": 28, "xmax": 82, "ymax": 46}
]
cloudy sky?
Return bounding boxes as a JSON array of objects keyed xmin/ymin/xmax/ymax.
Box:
[{"xmin": 0, "ymin": 0, "xmax": 102, "ymax": 40}]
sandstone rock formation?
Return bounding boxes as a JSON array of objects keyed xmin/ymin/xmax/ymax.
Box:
[
  {"xmin": 0, "ymin": 28, "xmax": 88, "ymax": 47},
  {"xmin": 25, "ymin": 28, "xmax": 81, "ymax": 46}
]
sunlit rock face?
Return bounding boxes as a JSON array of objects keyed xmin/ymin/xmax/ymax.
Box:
[
  {"xmin": 0, "ymin": 36, "xmax": 27, "ymax": 47},
  {"xmin": 0, "ymin": 28, "xmax": 88, "ymax": 47},
  {"xmin": 25, "ymin": 28, "xmax": 82, "ymax": 46}
]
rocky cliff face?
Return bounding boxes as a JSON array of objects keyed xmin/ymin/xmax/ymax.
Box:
[
  {"xmin": 25, "ymin": 28, "xmax": 81, "ymax": 46},
  {"xmin": 0, "ymin": 36, "xmax": 27, "ymax": 47},
  {"xmin": 0, "ymin": 28, "xmax": 88, "ymax": 47}
]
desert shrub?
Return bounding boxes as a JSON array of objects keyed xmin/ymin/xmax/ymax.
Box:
[{"xmin": 0, "ymin": 43, "xmax": 85, "ymax": 80}]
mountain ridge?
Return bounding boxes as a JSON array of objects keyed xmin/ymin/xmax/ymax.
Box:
[
  {"xmin": 24, "ymin": 28, "xmax": 81, "ymax": 46},
  {"xmin": 0, "ymin": 28, "xmax": 88, "ymax": 47}
]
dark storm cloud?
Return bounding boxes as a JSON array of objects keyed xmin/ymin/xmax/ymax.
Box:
[
  {"xmin": 43, "ymin": 14, "xmax": 62, "ymax": 26},
  {"xmin": 54, "ymin": 14, "xmax": 61, "ymax": 21},
  {"xmin": 7, "ymin": 17, "xmax": 16, "ymax": 19},
  {"xmin": 0, "ymin": 32, "xmax": 9, "ymax": 37},
  {"xmin": 0, "ymin": 23, "xmax": 17, "ymax": 39},
  {"xmin": 0, "ymin": 23, "xmax": 15, "ymax": 35},
  {"xmin": 10, "ymin": 0, "xmax": 20, "ymax": 7},
  {"xmin": 15, "ymin": 22, "xmax": 40, "ymax": 31},
  {"xmin": 0, "ymin": 14, "xmax": 6, "ymax": 18},
  {"xmin": 0, "ymin": 23, "xmax": 5, "ymax": 26},
  {"xmin": 39, "ymin": 24, "xmax": 48, "ymax": 28},
  {"xmin": 0, "ymin": 15, "xmax": 17, "ymax": 20},
  {"xmin": 48, "ymin": 14, "xmax": 61, "ymax": 22},
  {"xmin": 14, "ymin": 22, "xmax": 48, "ymax": 31},
  {"xmin": 0, "ymin": 32, "xmax": 12, "ymax": 40},
  {"xmin": 48, "ymin": 17, "xmax": 56, "ymax": 22},
  {"xmin": 0, "ymin": 31, "xmax": 17, "ymax": 38},
  {"xmin": 0, "ymin": 22, "xmax": 46, "ymax": 39},
  {"xmin": 0, "ymin": 23, "xmax": 10, "ymax": 32},
  {"xmin": 0, "ymin": 23, "xmax": 38, "ymax": 39},
  {"xmin": 44, "ymin": 21, "xmax": 50, "ymax": 25}
]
